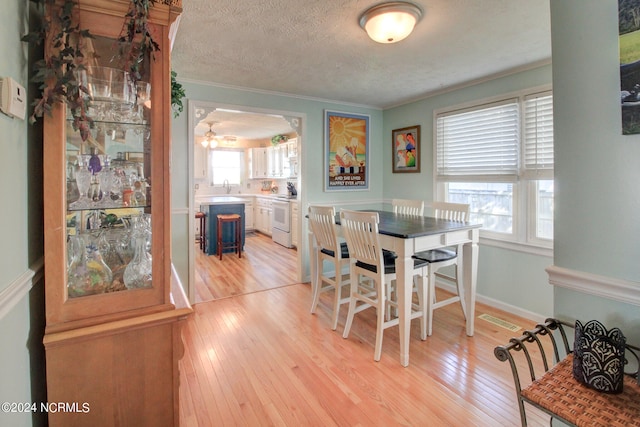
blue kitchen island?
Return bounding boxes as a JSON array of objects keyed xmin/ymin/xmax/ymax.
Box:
[{"xmin": 199, "ymin": 197, "xmax": 246, "ymax": 256}]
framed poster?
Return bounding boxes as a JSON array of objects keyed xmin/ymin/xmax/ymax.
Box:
[
  {"xmin": 392, "ymin": 125, "xmax": 420, "ymax": 173},
  {"xmin": 324, "ymin": 110, "xmax": 369, "ymax": 191}
]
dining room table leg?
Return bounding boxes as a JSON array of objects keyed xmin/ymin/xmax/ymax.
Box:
[
  {"xmin": 394, "ymin": 239, "xmax": 414, "ymax": 367},
  {"xmin": 462, "ymin": 228, "xmax": 480, "ymax": 336},
  {"xmin": 308, "ymin": 228, "xmax": 318, "ymax": 311}
]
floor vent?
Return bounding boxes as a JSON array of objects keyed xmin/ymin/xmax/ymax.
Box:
[{"xmin": 478, "ymin": 313, "xmax": 521, "ymax": 332}]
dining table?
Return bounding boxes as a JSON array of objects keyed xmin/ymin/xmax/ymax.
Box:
[{"xmin": 308, "ymin": 209, "xmax": 481, "ymax": 367}]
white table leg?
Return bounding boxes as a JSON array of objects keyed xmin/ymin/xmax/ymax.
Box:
[
  {"xmin": 462, "ymin": 229, "xmax": 479, "ymax": 336},
  {"xmin": 308, "ymin": 230, "xmax": 318, "ymax": 310},
  {"xmin": 394, "ymin": 239, "xmax": 413, "ymax": 367}
]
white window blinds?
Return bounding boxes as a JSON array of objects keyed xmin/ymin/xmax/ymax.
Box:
[
  {"xmin": 523, "ymin": 91, "xmax": 554, "ymax": 179},
  {"xmin": 436, "ymin": 99, "xmax": 520, "ymax": 182}
]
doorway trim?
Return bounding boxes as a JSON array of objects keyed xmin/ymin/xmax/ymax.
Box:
[{"xmin": 187, "ymin": 99, "xmax": 306, "ymax": 303}]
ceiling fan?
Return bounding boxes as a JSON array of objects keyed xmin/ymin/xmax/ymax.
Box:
[{"xmin": 201, "ymin": 121, "xmax": 218, "ymax": 148}]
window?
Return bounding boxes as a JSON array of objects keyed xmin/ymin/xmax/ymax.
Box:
[
  {"xmin": 435, "ymin": 89, "xmax": 553, "ymax": 248},
  {"xmin": 209, "ymin": 149, "xmax": 243, "ymax": 186}
]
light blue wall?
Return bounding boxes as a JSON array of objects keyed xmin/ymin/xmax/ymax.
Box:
[
  {"xmin": 170, "ymin": 81, "xmax": 384, "ymax": 285},
  {"xmin": 550, "ymin": 1, "xmax": 640, "ymax": 340},
  {"xmin": 0, "ymin": 1, "xmax": 46, "ymax": 427},
  {"xmin": 170, "ymin": 69, "xmax": 557, "ymax": 319},
  {"xmin": 383, "ymin": 65, "xmax": 555, "ymax": 318}
]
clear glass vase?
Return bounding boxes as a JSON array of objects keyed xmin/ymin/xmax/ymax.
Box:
[
  {"xmin": 123, "ymin": 227, "xmax": 152, "ymax": 290},
  {"xmin": 68, "ymin": 234, "xmax": 113, "ymax": 297}
]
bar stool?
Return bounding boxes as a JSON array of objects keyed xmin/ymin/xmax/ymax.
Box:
[
  {"xmin": 195, "ymin": 211, "xmax": 206, "ymax": 252},
  {"xmin": 216, "ymin": 214, "xmax": 242, "ymax": 260}
]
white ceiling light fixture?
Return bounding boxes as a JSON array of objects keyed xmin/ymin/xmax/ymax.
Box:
[
  {"xmin": 359, "ymin": 1, "xmax": 423, "ymax": 44},
  {"xmin": 202, "ymin": 122, "xmax": 218, "ymax": 148}
]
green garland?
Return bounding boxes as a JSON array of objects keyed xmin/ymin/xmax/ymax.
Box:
[{"xmin": 22, "ymin": 0, "xmax": 160, "ymax": 141}]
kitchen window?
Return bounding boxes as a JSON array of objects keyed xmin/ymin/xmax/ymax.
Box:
[
  {"xmin": 209, "ymin": 149, "xmax": 244, "ymax": 186},
  {"xmin": 435, "ymin": 88, "xmax": 553, "ymax": 251}
]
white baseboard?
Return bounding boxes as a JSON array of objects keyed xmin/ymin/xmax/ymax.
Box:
[
  {"xmin": 435, "ymin": 280, "xmax": 548, "ymax": 324},
  {"xmin": 546, "ymin": 265, "xmax": 640, "ymax": 307},
  {"xmin": 0, "ymin": 257, "xmax": 44, "ymax": 320}
]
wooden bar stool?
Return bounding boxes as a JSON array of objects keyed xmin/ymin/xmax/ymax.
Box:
[
  {"xmin": 195, "ymin": 211, "xmax": 206, "ymax": 252},
  {"xmin": 216, "ymin": 213, "xmax": 242, "ymax": 260}
]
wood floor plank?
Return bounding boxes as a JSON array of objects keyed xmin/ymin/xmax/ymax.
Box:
[
  {"xmin": 195, "ymin": 232, "xmax": 298, "ymax": 303},
  {"xmin": 182, "ymin": 237, "xmax": 553, "ymax": 426}
]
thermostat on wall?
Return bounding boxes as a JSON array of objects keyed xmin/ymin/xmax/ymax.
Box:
[{"xmin": 0, "ymin": 77, "xmax": 26, "ymax": 120}]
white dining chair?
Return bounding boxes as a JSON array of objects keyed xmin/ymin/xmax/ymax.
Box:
[
  {"xmin": 308, "ymin": 205, "xmax": 350, "ymax": 330},
  {"xmin": 392, "ymin": 198, "xmax": 424, "ymax": 216},
  {"xmin": 414, "ymin": 201, "xmax": 471, "ymax": 336},
  {"xmin": 339, "ymin": 210, "xmax": 428, "ymax": 361},
  {"xmin": 387, "ymin": 198, "xmax": 426, "ymax": 318}
]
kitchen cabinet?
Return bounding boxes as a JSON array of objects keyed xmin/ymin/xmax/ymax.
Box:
[
  {"xmin": 243, "ymin": 198, "xmax": 254, "ymax": 230},
  {"xmin": 42, "ymin": 2, "xmax": 191, "ymax": 426},
  {"xmin": 255, "ymin": 197, "xmax": 273, "ymax": 235},
  {"xmin": 250, "ymin": 141, "xmax": 298, "ymax": 179},
  {"xmin": 283, "ymin": 139, "xmax": 298, "ymax": 178},
  {"xmin": 269, "ymin": 144, "xmax": 283, "ymax": 177},
  {"xmin": 250, "ymin": 147, "xmax": 269, "ymax": 179},
  {"xmin": 291, "ymin": 201, "xmax": 299, "ymax": 247}
]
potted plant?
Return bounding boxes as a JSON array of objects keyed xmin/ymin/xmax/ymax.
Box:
[
  {"xmin": 171, "ymin": 70, "xmax": 185, "ymax": 118},
  {"xmin": 271, "ymin": 134, "xmax": 288, "ymax": 146}
]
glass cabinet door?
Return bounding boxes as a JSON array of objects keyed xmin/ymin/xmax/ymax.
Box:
[
  {"xmin": 65, "ymin": 35, "xmax": 153, "ymax": 299},
  {"xmin": 44, "ymin": 7, "xmax": 173, "ymax": 328}
]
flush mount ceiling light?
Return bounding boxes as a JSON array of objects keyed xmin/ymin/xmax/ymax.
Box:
[{"xmin": 359, "ymin": 1, "xmax": 423, "ymax": 44}]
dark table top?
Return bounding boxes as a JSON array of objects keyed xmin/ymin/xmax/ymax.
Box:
[{"xmin": 335, "ymin": 210, "xmax": 481, "ymax": 239}]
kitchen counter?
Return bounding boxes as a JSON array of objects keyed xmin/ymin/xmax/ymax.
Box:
[
  {"xmin": 197, "ymin": 196, "xmax": 247, "ymax": 205},
  {"xmin": 200, "ymin": 201, "xmax": 246, "ymax": 256},
  {"xmin": 196, "ymin": 194, "xmax": 298, "ymax": 202}
]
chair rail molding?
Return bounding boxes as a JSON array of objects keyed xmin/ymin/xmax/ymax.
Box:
[
  {"xmin": 0, "ymin": 257, "xmax": 44, "ymax": 320},
  {"xmin": 546, "ymin": 265, "xmax": 640, "ymax": 307}
]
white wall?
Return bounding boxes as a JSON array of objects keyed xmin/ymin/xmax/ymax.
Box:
[{"xmin": 550, "ymin": 0, "xmax": 640, "ymax": 341}]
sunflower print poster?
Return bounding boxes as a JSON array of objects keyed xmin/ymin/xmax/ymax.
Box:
[{"xmin": 324, "ymin": 110, "xmax": 369, "ymax": 191}]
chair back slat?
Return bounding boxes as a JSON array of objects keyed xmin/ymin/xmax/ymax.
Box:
[
  {"xmin": 431, "ymin": 201, "xmax": 470, "ymax": 222},
  {"xmin": 339, "ymin": 210, "xmax": 382, "ymax": 268},
  {"xmin": 392, "ymin": 199, "xmax": 424, "ymax": 216},
  {"xmin": 308, "ymin": 205, "xmax": 340, "ymax": 254}
]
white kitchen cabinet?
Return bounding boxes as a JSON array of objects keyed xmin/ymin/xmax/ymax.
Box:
[
  {"xmin": 283, "ymin": 139, "xmax": 298, "ymax": 178},
  {"xmin": 250, "ymin": 147, "xmax": 269, "ymax": 179},
  {"xmin": 250, "ymin": 142, "xmax": 299, "ymax": 179},
  {"xmin": 240, "ymin": 198, "xmax": 254, "ymax": 230},
  {"xmin": 255, "ymin": 197, "xmax": 272, "ymax": 235},
  {"xmin": 269, "ymin": 145, "xmax": 283, "ymax": 177},
  {"xmin": 194, "ymin": 142, "xmax": 208, "ymax": 181},
  {"xmin": 291, "ymin": 201, "xmax": 299, "ymax": 247}
]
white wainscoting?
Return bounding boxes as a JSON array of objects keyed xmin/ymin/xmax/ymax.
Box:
[
  {"xmin": 0, "ymin": 257, "xmax": 44, "ymax": 320},
  {"xmin": 546, "ymin": 265, "xmax": 640, "ymax": 307}
]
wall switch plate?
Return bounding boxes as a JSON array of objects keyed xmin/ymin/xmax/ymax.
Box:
[
  {"xmin": 0, "ymin": 77, "xmax": 26, "ymax": 120},
  {"xmin": 195, "ymin": 184, "xmax": 199, "ymax": 190}
]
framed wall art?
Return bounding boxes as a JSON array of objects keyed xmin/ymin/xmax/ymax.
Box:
[
  {"xmin": 620, "ymin": 0, "xmax": 640, "ymax": 134},
  {"xmin": 324, "ymin": 110, "xmax": 369, "ymax": 191},
  {"xmin": 392, "ymin": 125, "xmax": 420, "ymax": 173}
]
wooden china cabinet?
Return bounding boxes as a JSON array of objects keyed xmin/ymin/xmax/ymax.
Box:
[{"xmin": 42, "ymin": 1, "xmax": 191, "ymax": 426}]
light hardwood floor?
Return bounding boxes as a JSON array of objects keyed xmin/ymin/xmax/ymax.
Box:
[
  {"xmin": 181, "ymin": 258, "xmax": 552, "ymax": 426},
  {"xmin": 195, "ymin": 231, "xmax": 298, "ymax": 303}
]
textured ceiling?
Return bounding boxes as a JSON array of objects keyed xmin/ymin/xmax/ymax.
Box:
[{"xmin": 171, "ymin": 0, "xmax": 551, "ymax": 110}]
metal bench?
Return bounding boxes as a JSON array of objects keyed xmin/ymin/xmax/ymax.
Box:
[{"xmin": 494, "ymin": 318, "xmax": 640, "ymax": 427}]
